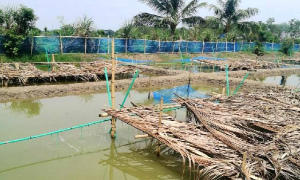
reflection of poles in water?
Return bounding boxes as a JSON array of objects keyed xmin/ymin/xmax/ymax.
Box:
[
  {"xmin": 148, "ymin": 76, "xmax": 151, "ymax": 99},
  {"xmin": 109, "ymin": 138, "xmax": 117, "ymax": 180},
  {"xmin": 280, "ymin": 76, "xmax": 286, "ymax": 86}
]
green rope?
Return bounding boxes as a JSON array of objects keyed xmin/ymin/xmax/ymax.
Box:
[
  {"xmin": 120, "ymin": 70, "xmax": 139, "ymax": 109},
  {"xmin": 0, "ymin": 118, "xmax": 111, "ymax": 146},
  {"xmin": 233, "ymin": 72, "xmax": 250, "ymax": 95},
  {"xmin": 162, "ymin": 106, "xmax": 182, "ymax": 112},
  {"xmin": 226, "ymin": 64, "xmax": 230, "ymax": 96},
  {"xmin": 104, "ymin": 67, "xmax": 112, "ymax": 107}
]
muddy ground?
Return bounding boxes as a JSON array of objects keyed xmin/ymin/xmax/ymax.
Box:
[{"xmin": 0, "ymin": 64, "xmax": 298, "ymax": 102}]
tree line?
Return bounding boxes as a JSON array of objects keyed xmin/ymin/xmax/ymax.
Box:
[{"xmin": 0, "ymin": 0, "xmax": 300, "ymax": 56}]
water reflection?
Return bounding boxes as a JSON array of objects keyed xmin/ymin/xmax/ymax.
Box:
[
  {"xmin": 100, "ymin": 138, "xmax": 185, "ymax": 180},
  {"xmin": 78, "ymin": 94, "xmax": 94, "ymax": 103},
  {"xmin": 9, "ymin": 100, "xmax": 42, "ymax": 117},
  {"xmin": 253, "ymin": 74, "xmax": 300, "ymax": 87}
]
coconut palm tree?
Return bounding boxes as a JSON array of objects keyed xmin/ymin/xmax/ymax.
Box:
[
  {"xmin": 209, "ymin": 0, "xmax": 259, "ymax": 33},
  {"xmin": 134, "ymin": 0, "xmax": 207, "ymax": 37}
]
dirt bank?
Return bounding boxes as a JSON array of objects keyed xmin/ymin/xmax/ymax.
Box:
[{"xmin": 0, "ymin": 66, "xmax": 298, "ymax": 102}]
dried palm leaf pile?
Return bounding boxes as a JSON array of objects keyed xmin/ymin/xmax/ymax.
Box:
[
  {"xmin": 105, "ymin": 90, "xmax": 300, "ymax": 179},
  {"xmin": 0, "ymin": 61, "xmax": 136, "ymax": 86},
  {"xmin": 194, "ymin": 59, "xmax": 281, "ymax": 71}
]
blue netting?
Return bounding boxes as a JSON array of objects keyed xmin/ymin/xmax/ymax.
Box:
[
  {"xmin": 172, "ymin": 59, "xmax": 191, "ymax": 63},
  {"xmin": 0, "ymin": 35, "xmax": 299, "ymax": 54},
  {"xmin": 193, "ymin": 56, "xmax": 226, "ymax": 61},
  {"xmin": 116, "ymin": 57, "xmax": 153, "ymax": 64},
  {"xmin": 153, "ymin": 84, "xmax": 209, "ymax": 103}
]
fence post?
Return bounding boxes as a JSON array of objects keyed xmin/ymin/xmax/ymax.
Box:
[
  {"xmin": 158, "ymin": 38, "xmax": 161, "ymax": 53},
  {"xmin": 97, "ymin": 36, "xmax": 101, "ymax": 54},
  {"xmin": 234, "ymin": 40, "xmax": 236, "ymax": 53},
  {"xmin": 125, "ymin": 38, "xmax": 128, "ymax": 53},
  {"xmin": 60, "ymin": 35, "xmax": 63, "ymax": 54},
  {"xmin": 107, "ymin": 35, "xmax": 110, "ymax": 54},
  {"xmin": 225, "ymin": 40, "xmax": 228, "ymax": 52},
  {"xmin": 216, "ymin": 40, "xmax": 218, "ymax": 52},
  {"xmin": 172, "ymin": 40, "xmax": 175, "ymax": 54},
  {"xmin": 186, "ymin": 40, "xmax": 188, "ymax": 53},
  {"xmin": 241, "ymin": 40, "xmax": 244, "ymax": 51},
  {"xmin": 144, "ymin": 37, "xmax": 147, "ymax": 54},
  {"xmin": 202, "ymin": 41, "xmax": 205, "ymax": 54},
  {"xmin": 30, "ymin": 36, "xmax": 34, "ymax": 56},
  {"xmin": 51, "ymin": 54, "xmax": 56, "ymax": 72},
  {"xmin": 272, "ymin": 41, "xmax": 274, "ymax": 51},
  {"xmin": 84, "ymin": 37, "xmax": 87, "ymax": 54},
  {"xmin": 249, "ymin": 40, "xmax": 251, "ymax": 50}
]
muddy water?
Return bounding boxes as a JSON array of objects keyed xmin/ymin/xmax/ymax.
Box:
[
  {"xmin": 253, "ymin": 74, "xmax": 300, "ymax": 87},
  {"xmin": 153, "ymin": 64, "xmax": 220, "ymax": 73},
  {"xmin": 0, "ymin": 84, "xmax": 220, "ymax": 180}
]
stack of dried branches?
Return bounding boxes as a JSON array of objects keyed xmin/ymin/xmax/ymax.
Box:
[
  {"xmin": 55, "ymin": 64, "xmax": 98, "ymax": 82},
  {"xmin": 174, "ymin": 90, "xmax": 300, "ymax": 179},
  {"xmin": 195, "ymin": 59, "xmax": 281, "ymax": 71}
]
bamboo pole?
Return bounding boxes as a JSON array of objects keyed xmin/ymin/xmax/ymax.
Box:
[
  {"xmin": 157, "ymin": 97, "xmax": 163, "ymax": 157},
  {"xmin": 97, "ymin": 36, "xmax": 101, "ymax": 54},
  {"xmin": 84, "ymin": 37, "xmax": 87, "ymax": 54},
  {"xmin": 144, "ymin": 37, "xmax": 147, "ymax": 54},
  {"xmin": 111, "ymin": 37, "xmax": 116, "ymax": 138},
  {"xmin": 1, "ymin": 57, "xmax": 3, "ymax": 87},
  {"xmin": 234, "ymin": 40, "xmax": 236, "ymax": 53},
  {"xmin": 51, "ymin": 54, "xmax": 56, "ymax": 72},
  {"xmin": 186, "ymin": 40, "xmax": 188, "ymax": 53},
  {"xmin": 104, "ymin": 67, "xmax": 112, "ymax": 107},
  {"xmin": 158, "ymin": 38, "xmax": 161, "ymax": 53},
  {"xmin": 125, "ymin": 38, "xmax": 128, "ymax": 53},
  {"xmin": 233, "ymin": 72, "xmax": 250, "ymax": 95},
  {"xmin": 202, "ymin": 41, "xmax": 205, "ymax": 54},
  {"xmin": 148, "ymin": 76, "xmax": 151, "ymax": 99},
  {"xmin": 120, "ymin": 70, "xmax": 139, "ymax": 109},
  {"xmin": 226, "ymin": 64, "xmax": 230, "ymax": 96},
  {"xmin": 241, "ymin": 40, "xmax": 244, "ymax": 51},
  {"xmin": 107, "ymin": 35, "xmax": 110, "ymax": 54},
  {"xmin": 225, "ymin": 40, "xmax": 228, "ymax": 52},
  {"xmin": 60, "ymin": 35, "xmax": 63, "ymax": 54},
  {"xmin": 31, "ymin": 36, "xmax": 34, "ymax": 56},
  {"xmin": 272, "ymin": 41, "xmax": 274, "ymax": 51},
  {"xmin": 172, "ymin": 41, "xmax": 175, "ymax": 54}
]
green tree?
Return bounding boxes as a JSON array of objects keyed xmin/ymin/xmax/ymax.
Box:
[
  {"xmin": 0, "ymin": 5, "xmax": 37, "ymax": 56},
  {"xmin": 74, "ymin": 15, "xmax": 94, "ymax": 37},
  {"xmin": 289, "ymin": 19, "xmax": 300, "ymax": 39},
  {"xmin": 209, "ymin": 0, "xmax": 259, "ymax": 33},
  {"xmin": 133, "ymin": 0, "xmax": 207, "ymax": 37}
]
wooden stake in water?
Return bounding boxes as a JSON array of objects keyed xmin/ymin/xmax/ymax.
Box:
[
  {"xmin": 157, "ymin": 97, "xmax": 163, "ymax": 156},
  {"xmin": 1, "ymin": 57, "xmax": 3, "ymax": 87},
  {"xmin": 148, "ymin": 76, "xmax": 151, "ymax": 99},
  {"xmin": 51, "ymin": 54, "xmax": 56, "ymax": 72},
  {"xmin": 111, "ymin": 38, "xmax": 116, "ymax": 138}
]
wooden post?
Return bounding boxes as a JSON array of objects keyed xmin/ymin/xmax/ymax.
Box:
[
  {"xmin": 172, "ymin": 41, "xmax": 175, "ymax": 54},
  {"xmin": 125, "ymin": 38, "xmax": 128, "ymax": 54},
  {"xmin": 158, "ymin": 38, "xmax": 161, "ymax": 53},
  {"xmin": 1, "ymin": 57, "xmax": 3, "ymax": 87},
  {"xmin": 97, "ymin": 36, "xmax": 101, "ymax": 54},
  {"xmin": 148, "ymin": 76, "xmax": 151, "ymax": 99},
  {"xmin": 107, "ymin": 35, "xmax": 110, "ymax": 54},
  {"xmin": 234, "ymin": 40, "xmax": 236, "ymax": 53},
  {"xmin": 215, "ymin": 41, "xmax": 218, "ymax": 52},
  {"xmin": 241, "ymin": 40, "xmax": 244, "ymax": 51},
  {"xmin": 186, "ymin": 40, "xmax": 188, "ymax": 53},
  {"xmin": 111, "ymin": 37, "xmax": 116, "ymax": 138},
  {"xmin": 225, "ymin": 40, "xmax": 228, "ymax": 52},
  {"xmin": 249, "ymin": 40, "xmax": 251, "ymax": 50},
  {"xmin": 84, "ymin": 37, "xmax": 87, "ymax": 54},
  {"xmin": 60, "ymin": 35, "xmax": 63, "ymax": 54},
  {"xmin": 222, "ymin": 87, "xmax": 225, "ymax": 95},
  {"xmin": 157, "ymin": 97, "xmax": 163, "ymax": 156},
  {"xmin": 51, "ymin": 54, "xmax": 56, "ymax": 72},
  {"xmin": 31, "ymin": 36, "xmax": 34, "ymax": 56},
  {"xmin": 272, "ymin": 41, "xmax": 274, "ymax": 51},
  {"xmin": 202, "ymin": 41, "xmax": 205, "ymax": 54},
  {"xmin": 144, "ymin": 37, "xmax": 147, "ymax": 54}
]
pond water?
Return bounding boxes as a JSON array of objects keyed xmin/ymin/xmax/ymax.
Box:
[
  {"xmin": 0, "ymin": 84, "xmax": 221, "ymax": 180},
  {"xmin": 153, "ymin": 64, "xmax": 220, "ymax": 73},
  {"xmin": 252, "ymin": 74, "xmax": 300, "ymax": 87}
]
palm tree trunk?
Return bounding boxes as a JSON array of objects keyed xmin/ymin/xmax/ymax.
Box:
[{"xmin": 170, "ymin": 24, "xmax": 177, "ymax": 39}]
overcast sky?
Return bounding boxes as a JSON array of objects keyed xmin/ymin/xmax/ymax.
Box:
[{"xmin": 1, "ymin": 0, "xmax": 300, "ymax": 30}]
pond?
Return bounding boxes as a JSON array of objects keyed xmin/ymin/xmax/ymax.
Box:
[
  {"xmin": 0, "ymin": 84, "xmax": 221, "ymax": 180},
  {"xmin": 252, "ymin": 74, "xmax": 300, "ymax": 87}
]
